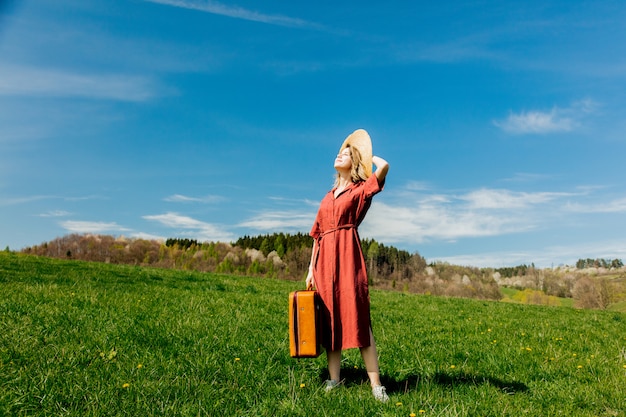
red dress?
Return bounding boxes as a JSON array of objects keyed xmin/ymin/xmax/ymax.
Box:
[{"xmin": 310, "ymin": 174, "xmax": 383, "ymax": 351}]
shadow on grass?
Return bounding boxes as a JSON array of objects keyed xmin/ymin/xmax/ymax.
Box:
[
  {"xmin": 320, "ymin": 367, "xmax": 529, "ymax": 395},
  {"xmin": 383, "ymin": 372, "xmax": 529, "ymax": 395}
]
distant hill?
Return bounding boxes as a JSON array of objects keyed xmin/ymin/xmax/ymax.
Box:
[{"xmin": 17, "ymin": 233, "xmax": 626, "ymax": 310}]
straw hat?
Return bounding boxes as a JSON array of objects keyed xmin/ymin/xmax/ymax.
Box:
[{"xmin": 340, "ymin": 129, "xmax": 373, "ymax": 178}]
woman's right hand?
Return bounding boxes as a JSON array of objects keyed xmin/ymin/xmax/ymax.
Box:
[{"xmin": 305, "ymin": 269, "xmax": 315, "ymax": 289}]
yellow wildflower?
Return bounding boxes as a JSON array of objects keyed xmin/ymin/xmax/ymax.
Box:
[{"xmin": 122, "ymin": 383, "xmax": 130, "ymax": 388}]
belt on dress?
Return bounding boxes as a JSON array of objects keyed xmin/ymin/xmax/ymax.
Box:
[
  {"xmin": 318, "ymin": 224, "xmax": 356, "ymax": 238},
  {"xmin": 313, "ymin": 224, "xmax": 357, "ymax": 269}
]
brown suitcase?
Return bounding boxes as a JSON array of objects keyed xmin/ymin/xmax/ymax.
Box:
[{"xmin": 289, "ymin": 289, "xmax": 322, "ymax": 358}]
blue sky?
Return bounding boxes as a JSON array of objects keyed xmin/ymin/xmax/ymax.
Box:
[{"xmin": 2, "ymin": 0, "xmax": 626, "ymax": 267}]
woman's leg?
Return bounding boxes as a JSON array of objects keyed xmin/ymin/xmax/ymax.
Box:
[
  {"xmin": 359, "ymin": 328, "xmax": 382, "ymax": 387},
  {"xmin": 360, "ymin": 328, "xmax": 389, "ymax": 401},
  {"xmin": 327, "ymin": 349, "xmax": 342, "ymax": 382}
]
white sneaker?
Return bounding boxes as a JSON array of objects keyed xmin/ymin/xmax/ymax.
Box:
[
  {"xmin": 372, "ymin": 385, "xmax": 389, "ymax": 402},
  {"xmin": 324, "ymin": 379, "xmax": 339, "ymax": 392}
]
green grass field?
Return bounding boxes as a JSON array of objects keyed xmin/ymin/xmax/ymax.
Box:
[{"xmin": 1, "ymin": 252, "xmax": 625, "ymax": 416}]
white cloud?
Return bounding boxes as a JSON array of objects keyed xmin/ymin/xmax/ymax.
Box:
[
  {"xmin": 143, "ymin": 212, "xmax": 235, "ymax": 242},
  {"xmin": 0, "ymin": 65, "xmax": 163, "ymax": 102},
  {"xmin": 60, "ymin": 220, "xmax": 131, "ymax": 234},
  {"xmin": 144, "ymin": 212, "xmax": 206, "ymax": 229},
  {"xmin": 0, "ymin": 195, "xmax": 50, "ymax": 206},
  {"xmin": 357, "ymin": 185, "xmax": 580, "ymax": 245},
  {"xmin": 38, "ymin": 210, "xmax": 71, "ymax": 218},
  {"xmin": 565, "ymin": 196, "xmax": 626, "ymax": 213},
  {"xmin": 130, "ymin": 232, "xmax": 166, "ymax": 242},
  {"xmin": 268, "ymin": 196, "xmax": 320, "ymax": 207},
  {"xmin": 431, "ymin": 251, "xmax": 538, "ymax": 268},
  {"xmin": 461, "ymin": 188, "xmax": 572, "ymax": 209},
  {"xmin": 361, "ymin": 200, "xmax": 530, "ymax": 245},
  {"xmin": 494, "ymin": 100, "xmax": 598, "ymax": 135},
  {"xmin": 164, "ymin": 194, "xmax": 225, "ymax": 203},
  {"xmin": 238, "ymin": 210, "xmax": 315, "ymax": 231},
  {"xmin": 236, "ymin": 185, "xmax": 579, "ymax": 248},
  {"xmin": 494, "ymin": 108, "xmax": 575, "ymax": 134},
  {"xmin": 404, "ymin": 181, "xmax": 431, "ymax": 191},
  {"xmin": 145, "ymin": 0, "xmax": 322, "ymax": 29},
  {"xmin": 0, "ymin": 194, "xmax": 105, "ymax": 207}
]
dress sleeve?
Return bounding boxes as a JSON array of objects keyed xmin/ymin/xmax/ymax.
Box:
[
  {"xmin": 362, "ymin": 173, "xmax": 384, "ymax": 199},
  {"xmin": 310, "ymin": 221, "xmax": 320, "ymax": 240}
]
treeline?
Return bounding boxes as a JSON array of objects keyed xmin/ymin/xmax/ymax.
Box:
[
  {"xmin": 20, "ymin": 233, "xmax": 503, "ymax": 301},
  {"xmin": 495, "ymin": 264, "xmax": 535, "ymax": 278},
  {"xmin": 495, "ymin": 259, "xmax": 625, "ymax": 280},
  {"xmin": 22, "ymin": 234, "xmax": 303, "ymax": 279},
  {"xmin": 234, "ymin": 233, "xmax": 312, "ymax": 258},
  {"xmin": 17, "ymin": 233, "xmax": 626, "ymax": 309},
  {"xmin": 165, "ymin": 238, "xmax": 198, "ymax": 250},
  {"xmin": 233, "ymin": 233, "xmax": 429, "ymax": 284},
  {"xmin": 575, "ymin": 258, "xmax": 624, "ymax": 269},
  {"xmin": 493, "ymin": 261, "xmax": 626, "ymax": 310}
]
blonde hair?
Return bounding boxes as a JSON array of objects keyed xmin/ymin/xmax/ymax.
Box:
[{"xmin": 334, "ymin": 145, "xmax": 369, "ymax": 187}]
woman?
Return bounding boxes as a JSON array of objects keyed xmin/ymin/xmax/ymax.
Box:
[{"xmin": 306, "ymin": 129, "xmax": 390, "ymax": 402}]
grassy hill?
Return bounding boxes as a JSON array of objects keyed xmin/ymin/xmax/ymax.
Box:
[{"xmin": 1, "ymin": 252, "xmax": 625, "ymax": 416}]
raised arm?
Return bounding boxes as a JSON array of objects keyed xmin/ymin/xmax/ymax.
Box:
[{"xmin": 372, "ymin": 155, "xmax": 389, "ymax": 185}]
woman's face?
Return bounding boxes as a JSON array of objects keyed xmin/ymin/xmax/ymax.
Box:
[{"xmin": 334, "ymin": 147, "xmax": 352, "ymax": 171}]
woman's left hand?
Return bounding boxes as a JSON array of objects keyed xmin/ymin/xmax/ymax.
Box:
[{"xmin": 372, "ymin": 155, "xmax": 389, "ymax": 183}]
